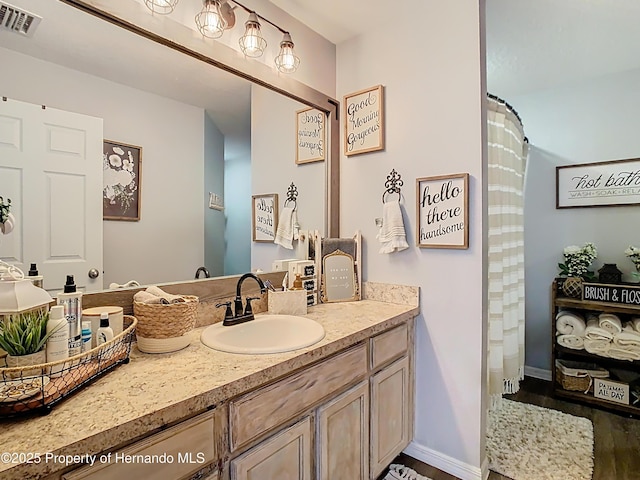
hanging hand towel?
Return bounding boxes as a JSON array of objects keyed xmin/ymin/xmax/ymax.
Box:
[
  {"xmin": 274, "ymin": 206, "xmax": 299, "ymax": 249},
  {"xmin": 377, "ymin": 200, "xmax": 409, "ymax": 254}
]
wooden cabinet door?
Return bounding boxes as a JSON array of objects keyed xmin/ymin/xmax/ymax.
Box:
[
  {"xmin": 370, "ymin": 356, "xmax": 410, "ymax": 478},
  {"xmin": 317, "ymin": 381, "xmax": 369, "ymax": 480},
  {"xmin": 230, "ymin": 417, "xmax": 312, "ymax": 480}
]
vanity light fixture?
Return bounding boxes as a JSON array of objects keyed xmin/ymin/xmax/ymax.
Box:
[
  {"xmin": 195, "ymin": 0, "xmax": 227, "ymax": 39},
  {"xmin": 239, "ymin": 11, "xmax": 267, "ymax": 58},
  {"xmin": 274, "ymin": 32, "xmax": 300, "ymax": 74},
  {"xmin": 143, "ymin": 0, "xmax": 301, "ymax": 74},
  {"xmin": 143, "ymin": 0, "xmax": 179, "ymax": 15}
]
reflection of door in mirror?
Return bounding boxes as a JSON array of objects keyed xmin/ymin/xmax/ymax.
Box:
[
  {"xmin": 0, "ymin": 1, "xmax": 326, "ymax": 289},
  {"xmin": 0, "ymin": 98, "xmax": 104, "ymax": 292}
]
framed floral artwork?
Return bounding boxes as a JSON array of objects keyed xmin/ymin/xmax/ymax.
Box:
[{"xmin": 103, "ymin": 140, "xmax": 142, "ymax": 221}]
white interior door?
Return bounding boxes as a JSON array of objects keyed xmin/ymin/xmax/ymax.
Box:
[{"xmin": 0, "ymin": 98, "xmax": 103, "ymax": 292}]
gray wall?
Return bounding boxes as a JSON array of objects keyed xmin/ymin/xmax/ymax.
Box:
[
  {"xmin": 204, "ymin": 112, "xmax": 226, "ymax": 277},
  {"xmin": 224, "ymin": 150, "xmax": 252, "ymax": 275},
  {"xmin": 513, "ymin": 67, "xmax": 640, "ymax": 372}
]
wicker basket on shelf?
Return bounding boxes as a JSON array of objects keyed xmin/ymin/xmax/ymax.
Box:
[
  {"xmin": 555, "ymin": 359, "xmax": 609, "ymax": 394},
  {"xmin": 133, "ymin": 295, "xmax": 199, "ymax": 354}
]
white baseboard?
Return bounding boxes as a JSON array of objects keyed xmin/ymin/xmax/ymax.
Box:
[
  {"xmin": 403, "ymin": 441, "xmax": 484, "ymax": 480},
  {"xmin": 524, "ymin": 365, "xmax": 552, "ymax": 381}
]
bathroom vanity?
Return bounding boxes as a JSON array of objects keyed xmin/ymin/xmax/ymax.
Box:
[{"xmin": 0, "ymin": 283, "xmax": 418, "ymax": 480}]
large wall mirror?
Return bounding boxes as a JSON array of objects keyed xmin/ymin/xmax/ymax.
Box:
[{"xmin": 0, "ymin": 0, "xmax": 338, "ymax": 292}]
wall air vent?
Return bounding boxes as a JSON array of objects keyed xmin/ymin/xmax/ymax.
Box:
[{"xmin": 0, "ymin": 1, "xmax": 42, "ymax": 37}]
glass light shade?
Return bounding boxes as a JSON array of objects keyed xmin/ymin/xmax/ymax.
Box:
[
  {"xmin": 0, "ymin": 278, "xmax": 52, "ymax": 316},
  {"xmin": 274, "ymin": 33, "xmax": 300, "ymax": 73},
  {"xmin": 195, "ymin": 0, "xmax": 227, "ymax": 39},
  {"xmin": 239, "ymin": 13, "xmax": 267, "ymax": 58},
  {"xmin": 143, "ymin": 0, "xmax": 179, "ymax": 15}
]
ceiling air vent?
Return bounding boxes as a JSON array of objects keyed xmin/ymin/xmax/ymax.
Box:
[{"xmin": 0, "ymin": 1, "xmax": 42, "ymax": 37}]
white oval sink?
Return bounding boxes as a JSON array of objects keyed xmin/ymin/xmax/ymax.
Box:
[{"xmin": 201, "ymin": 314, "xmax": 325, "ymax": 354}]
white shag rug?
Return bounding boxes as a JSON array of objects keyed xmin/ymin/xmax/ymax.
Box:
[
  {"xmin": 487, "ymin": 399, "xmax": 594, "ymax": 480},
  {"xmin": 384, "ymin": 464, "xmax": 432, "ymax": 480}
]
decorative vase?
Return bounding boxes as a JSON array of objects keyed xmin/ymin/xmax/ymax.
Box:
[
  {"xmin": 598, "ymin": 263, "xmax": 622, "ymax": 284},
  {"xmin": 562, "ymin": 276, "xmax": 583, "ymax": 298},
  {"xmin": 0, "ymin": 212, "xmax": 15, "ymax": 235},
  {"xmin": 5, "ymin": 350, "xmax": 47, "ymax": 378}
]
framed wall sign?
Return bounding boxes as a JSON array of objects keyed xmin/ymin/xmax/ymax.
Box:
[
  {"xmin": 103, "ymin": 140, "xmax": 142, "ymax": 221},
  {"xmin": 252, "ymin": 194, "xmax": 278, "ymax": 242},
  {"xmin": 296, "ymin": 107, "xmax": 325, "ymax": 164},
  {"xmin": 416, "ymin": 173, "xmax": 469, "ymax": 249},
  {"xmin": 343, "ymin": 84, "xmax": 384, "ymax": 156},
  {"xmin": 320, "ymin": 249, "xmax": 359, "ymax": 303},
  {"xmin": 556, "ymin": 158, "xmax": 640, "ymax": 208}
]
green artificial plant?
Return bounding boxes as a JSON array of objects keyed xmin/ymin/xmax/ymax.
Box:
[
  {"xmin": 0, "ymin": 309, "xmax": 54, "ymax": 356},
  {"xmin": 0, "ymin": 196, "xmax": 11, "ymax": 225}
]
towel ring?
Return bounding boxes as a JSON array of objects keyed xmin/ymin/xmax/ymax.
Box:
[
  {"xmin": 382, "ymin": 169, "xmax": 403, "ymax": 203},
  {"xmin": 284, "ymin": 182, "xmax": 298, "ymax": 210}
]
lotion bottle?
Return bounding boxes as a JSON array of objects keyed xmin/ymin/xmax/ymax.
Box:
[
  {"xmin": 46, "ymin": 305, "xmax": 69, "ymax": 376},
  {"xmin": 28, "ymin": 263, "xmax": 44, "ymax": 288},
  {"xmin": 57, "ymin": 275, "xmax": 83, "ymax": 357},
  {"xmin": 96, "ymin": 312, "xmax": 114, "ymax": 346},
  {"xmin": 81, "ymin": 321, "xmax": 92, "ymax": 352}
]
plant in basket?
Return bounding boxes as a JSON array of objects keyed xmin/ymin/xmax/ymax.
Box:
[
  {"xmin": 558, "ymin": 242, "xmax": 597, "ymax": 298},
  {"xmin": 0, "ymin": 310, "xmax": 56, "ymax": 367}
]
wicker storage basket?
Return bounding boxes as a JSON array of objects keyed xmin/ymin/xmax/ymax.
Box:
[
  {"xmin": 133, "ymin": 295, "xmax": 198, "ymax": 338},
  {"xmin": 555, "ymin": 359, "xmax": 609, "ymax": 394}
]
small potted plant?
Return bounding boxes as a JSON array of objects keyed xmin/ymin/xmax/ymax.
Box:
[
  {"xmin": 0, "ymin": 309, "xmax": 54, "ymax": 375},
  {"xmin": 624, "ymin": 245, "xmax": 640, "ymax": 282},
  {"xmin": 0, "ymin": 197, "xmax": 14, "ymax": 235},
  {"xmin": 557, "ymin": 242, "xmax": 598, "ymax": 297}
]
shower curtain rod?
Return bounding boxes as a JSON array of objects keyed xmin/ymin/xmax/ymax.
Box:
[{"xmin": 487, "ymin": 93, "xmax": 528, "ymax": 143}]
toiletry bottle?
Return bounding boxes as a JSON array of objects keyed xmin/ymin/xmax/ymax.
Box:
[
  {"xmin": 81, "ymin": 321, "xmax": 92, "ymax": 352},
  {"xmin": 292, "ymin": 273, "xmax": 303, "ymax": 290},
  {"xmin": 28, "ymin": 263, "xmax": 43, "ymax": 288},
  {"xmin": 46, "ymin": 305, "xmax": 69, "ymax": 377},
  {"xmin": 96, "ymin": 312, "xmax": 114, "ymax": 346},
  {"xmin": 57, "ymin": 275, "xmax": 83, "ymax": 357}
]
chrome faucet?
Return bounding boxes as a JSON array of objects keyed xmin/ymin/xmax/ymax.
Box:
[
  {"xmin": 195, "ymin": 266, "xmax": 210, "ymax": 279},
  {"xmin": 216, "ymin": 273, "xmax": 266, "ymax": 326}
]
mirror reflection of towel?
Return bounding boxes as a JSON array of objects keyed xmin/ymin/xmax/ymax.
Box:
[
  {"xmin": 274, "ymin": 206, "xmax": 299, "ymax": 249},
  {"xmin": 377, "ymin": 201, "xmax": 409, "ymax": 254}
]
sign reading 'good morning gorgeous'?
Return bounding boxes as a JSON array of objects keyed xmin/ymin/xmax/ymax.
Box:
[
  {"xmin": 343, "ymin": 85, "xmax": 384, "ymax": 156},
  {"xmin": 296, "ymin": 107, "xmax": 325, "ymax": 164}
]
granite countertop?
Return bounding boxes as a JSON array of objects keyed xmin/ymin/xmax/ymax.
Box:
[{"xmin": 0, "ymin": 289, "xmax": 419, "ymax": 479}]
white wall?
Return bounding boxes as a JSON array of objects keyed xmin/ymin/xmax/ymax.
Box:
[
  {"xmin": 1, "ymin": 47, "xmax": 205, "ymax": 287},
  {"xmin": 511, "ymin": 68, "xmax": 640, "ymax": 370},
  {"xmin": 251, "ymin": 84, "xmax": 326, "ymax": 272},
  {"xmin": 337, "ymin": 2, "xmax": 487, "ymax": 478}
]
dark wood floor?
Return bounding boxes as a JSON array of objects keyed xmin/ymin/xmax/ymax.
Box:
[{"xmin": 384, "ymin": 376, "xmax": 640, "ymax": 480}]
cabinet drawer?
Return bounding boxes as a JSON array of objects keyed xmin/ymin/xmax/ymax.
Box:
[
  {"xmin": 370, "ymin": 324, "xmax": 408, "ymax": 370},
  {"xmin": 230, "ymin": 343, "xmax": 367, "ymax": 450},
  {"xmin": 63, "ymin": 411, "xmax": 215, "ymax": 480}
]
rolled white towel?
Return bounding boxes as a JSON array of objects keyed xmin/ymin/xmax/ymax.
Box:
[
  {"xmin": 607, "ymin": 346, "xmax": 640, "ymax": 361},
  {"xmin": 133, "ymin": 290, "xmax": 165, "ymax": 304},
  {"xmin": 613, "ymin": 325, "xmax": 640, "ymax": 348},
  {"xmin": 585, "ymin": 319, "xmax": 614, "ymax": 341},
  {"xmin": 599, "ymin": 313, "xmax": 623, "ymax": 334},
  {"xmin": 135, "ymin": 286, "xmax": 186, "ymax": 304},
  {"xmin": 557, "ymin": 334, "xmax": 585, "ymax": 350},
  {"xmin": 555, "ymin": 311, "xmax": 586, "ymax": 336},
  {"xmin": 583, "ymin": 338, "xmax": 611, "ymax": 356},
  {"xmin": 632, "ymin": 317, "xmax": 640, "ymax": 333}
]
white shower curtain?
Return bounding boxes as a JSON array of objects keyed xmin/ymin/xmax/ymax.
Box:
[{"xmin": 487, "ymin": 95, "xmax": 528, "ymax": 409}]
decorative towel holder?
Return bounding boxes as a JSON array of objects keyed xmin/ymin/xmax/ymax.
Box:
[
  {"xmin": 285, "ymin": 182, "xmax": 298, "ymax": 210},
  {"xmin": 382, "ymin": 169, "xmax": 403, "ymax": 203}
]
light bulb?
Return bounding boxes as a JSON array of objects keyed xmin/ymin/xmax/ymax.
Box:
[
  {"xmin": 239, "ymin": 12, "xmax": 266, "ymax": 58},
  {"xmin": 143, "ymin": 0, "xmax": 179, "ymax": 15},
  {"xmin": 195, "ymin": 0, "xmax": 226, "ymax": 39},
  {"xmin": 274, "ymin": 33, "xmax": 300, "ymax": 74}
]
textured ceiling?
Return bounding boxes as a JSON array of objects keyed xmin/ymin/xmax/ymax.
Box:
[{"xmin": 486, "ymin": 0, "xmax": 640, "ymax": 98}]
